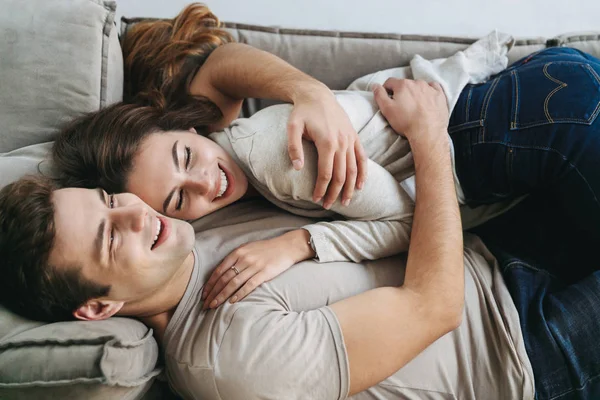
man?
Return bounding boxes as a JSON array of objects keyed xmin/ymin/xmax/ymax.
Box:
[{"xmin": 0, "ymin": 79, "xmax": 535, "ymax": 399}]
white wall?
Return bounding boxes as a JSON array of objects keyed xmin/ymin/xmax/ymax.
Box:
[{"xmin": 115, "ymin": 0, "xmax": 600, "ymax": 38}]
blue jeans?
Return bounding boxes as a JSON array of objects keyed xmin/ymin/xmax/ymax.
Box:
[{"xmin": 449, "ymin": 47, "xmax": 600, "ymax": 400}]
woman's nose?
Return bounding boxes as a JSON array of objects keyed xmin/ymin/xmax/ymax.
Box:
[{"xmin": 186, "ymin": 174, "xmax": 212, "ymax": 196}]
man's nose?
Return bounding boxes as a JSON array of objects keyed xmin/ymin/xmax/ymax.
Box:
[{"xmin": 111, "ymin": 204, "xmax": 147, "ymax": 232}]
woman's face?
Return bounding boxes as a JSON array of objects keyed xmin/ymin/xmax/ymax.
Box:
[{"xmin": 127, "ymin": 129, "xmax": 249, "ymax": 220}]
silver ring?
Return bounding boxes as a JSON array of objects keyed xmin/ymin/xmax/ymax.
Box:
[{"xmin": 231, "ymin": 266, "xmax": 240, "ymax": 275}]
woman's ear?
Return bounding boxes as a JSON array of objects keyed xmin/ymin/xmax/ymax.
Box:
[
  {"xmin": 73, "ymin": 300, "xmax": 124, "ymax": 321},
  {"xmin": 188, "ymin": 127, "xmax": 197, "ymax": 134}
]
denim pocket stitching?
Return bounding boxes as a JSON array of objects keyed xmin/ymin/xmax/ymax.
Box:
[
  {"xmin": 584, "ymin": 62, "xmax": 600, "ymax": 85},
  {"xmin": 512, "ymin": 61, "xmax": 600, "ymax": 129},
  {"xmin": 542, "ymin": 62, "xmax": 568, "ymax": 124}
]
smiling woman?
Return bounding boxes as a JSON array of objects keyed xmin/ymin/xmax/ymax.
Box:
[
  {"xmin": 52, "ymin": 102, "xmax": 222, "ymax": 198},
  {"xmin": 128, "ymin": 129, "xmax": 249, "ymax": 220}
]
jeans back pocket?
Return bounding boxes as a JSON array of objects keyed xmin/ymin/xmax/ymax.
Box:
[{"xmin": 510, "ymin": 61, "xmax": 600, "ymax": 130}]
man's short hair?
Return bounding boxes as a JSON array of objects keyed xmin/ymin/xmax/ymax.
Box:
[{"xmin": 0, "ymin": 176, "xmax": 110, "ymax": 322}]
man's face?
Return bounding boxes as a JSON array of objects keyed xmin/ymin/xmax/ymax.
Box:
[{"xmin": 48, "ymin": 188, "xmax": 195, "ymax": 305}]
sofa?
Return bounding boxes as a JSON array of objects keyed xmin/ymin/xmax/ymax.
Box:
[{"xmin": 1, "ymin": 0, "xmax": 599, "ymax": 399}]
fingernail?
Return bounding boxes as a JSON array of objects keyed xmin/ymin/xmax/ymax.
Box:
[
  {"xmin": 313, "ymin": 196, "xmax": 322, "ymax": 203},
  {"xmin": 357, "ymin": 182, "xmax": 364, "ymax": 190},
  {"xmin": 342, "ymin": 199, "xmax": 350, "ymax": 207},
  {"xmin": 230, "ymin": 296, "xmax": 238, "ymax": 304},
  {"xmin": 210, "ymin": 300, "xmax": 217, "ymax": 308},
  {"xmin": 323, "ymin": 203, "xmax": 331, "ymax": 210},
  {"xmin": 292, "ymin": 160, "xmax": 303, "ymax": 170}
]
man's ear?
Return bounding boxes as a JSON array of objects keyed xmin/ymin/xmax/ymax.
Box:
[
  {"xmin": 73, "ymin": 300, "xmax": 124, "ymax": 321},
  {"xmin": 188, "ymin": 127, "xmax": 197, "ymax": 134}
]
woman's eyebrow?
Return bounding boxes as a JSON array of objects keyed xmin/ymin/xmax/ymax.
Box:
[{"xmin": 163, "ymin": 141, "xmax": 179, "ymax": 213}]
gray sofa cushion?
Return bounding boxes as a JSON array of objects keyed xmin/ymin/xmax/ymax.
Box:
[
  {"xmin": 0, "ymin": 307, "xmax": 161, "ymax": 400},
  {"xmin": 0, "ymin": 0, "xmax": 123, "ymax": 154}
]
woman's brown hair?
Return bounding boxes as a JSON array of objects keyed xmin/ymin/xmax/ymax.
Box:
[
  {"xmin": 52, "ymin": 101, "xmax": 222, "ymax": 194},
  {"xmin": 122, "ymin": 3, "xmax": 234, "ymax": 104}
]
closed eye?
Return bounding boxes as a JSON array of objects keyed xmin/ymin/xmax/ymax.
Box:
[
  {"xmin": 185, "ymin": 146, "xmax": 191, "ymax": 169},
  {"xmin": 176, "ymin": 189, "xmax": 184, "ymax": 211},
  {"xmin": 176, "ymin": 147, "xmax": 191, "ymax": 212}
]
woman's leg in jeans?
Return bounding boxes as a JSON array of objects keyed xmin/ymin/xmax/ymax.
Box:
[
  {"xmin": 450, "ymin": 47, "xmax": 600, "ymax": 245},
  {"xmin": 491, "ymin": 237, "xmax": 600, "ymax": 400},
  {"xmin": 450, "ymin": 47, "xmax": 600, "ymax": 399}
]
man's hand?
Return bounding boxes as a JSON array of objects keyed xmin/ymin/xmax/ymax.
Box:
[
  {"xmin": 197, "ymin": 43, "xmax": 368, "ymax": 209},
  {"xmin": 373, "ymin": 78, "xmax": 449, "ymax": 146},
  {"xmin": 288, "ymin": 86, "xmax": 368, "ymax": 209}
]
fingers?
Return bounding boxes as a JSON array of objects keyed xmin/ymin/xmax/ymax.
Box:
[
  {"xmin": 312, "ymin": 143, "xmax": 335, "ymax": 203},
  {"xmin": 287, "ymin": 117, "xmax": 305, "ymax": 170},
  {"xmin": 340, "ymin": 146, "xmax": 358, "ymax": 206},
  {"xmin": 428, "ymin": 81, "xmax": 442, "ymax": 91},
  {"xmin": 382, "ymin": 77, "xmax": 404, "ymax": 93},
  {"xmin": 204, "ymin": 265, "xmax": 257, "ymax": 309},
  {"xmin": 322, "ymin": 150, "xmax": 346, "ymax": 209},
  {"xmin": 229, "ymin": 273, "xmax": 268, "ymax": 304},
  {"xmin": 202, "ymin": 269, "xmax": 238, "ymax": 310},
  {"xmin": 201, "ymin": 254, "xmax": 237, "ymax": 301},
  {"xmin": 373, "ymin": 83, "xmax": 393, "ymax": 112},
  {"xmin": 354, "ymin": 140, "xmax": 368, "ymax": 190}
]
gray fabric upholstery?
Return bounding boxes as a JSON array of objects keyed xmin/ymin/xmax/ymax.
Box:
[
  {"xmin": 0, "ymin": 308, "xmax": 161, "ymax": 386},
  {"xmin": 0, "ymin": 0, "xmax": 123, "ymax": 154}
]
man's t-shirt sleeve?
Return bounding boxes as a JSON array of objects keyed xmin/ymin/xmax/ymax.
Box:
[{"xmin": 214, "ymin": 305, "xmax": 349, "ymax": 400}]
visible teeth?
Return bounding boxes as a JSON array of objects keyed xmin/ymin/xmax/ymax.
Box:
[
  {"xmin": 217, "ymin": 167, "xmax": 228, "ymax": 198},
  {"xmin": 152, "ymin": 219, "xmax": 161, "ymax": 247}
]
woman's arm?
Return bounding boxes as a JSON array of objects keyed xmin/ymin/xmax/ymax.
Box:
[{"xmin": 191, "ymin": 42, "xmax": 368, "ymax": 208}]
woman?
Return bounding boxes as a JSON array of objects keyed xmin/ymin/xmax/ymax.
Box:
[
  {"xmin": 53, "ymin": 38, "xmax": 600, "ymax": 311},
  {"xmin": 122, "ymin": 3, "xmax": 368, "ymax": 210}
]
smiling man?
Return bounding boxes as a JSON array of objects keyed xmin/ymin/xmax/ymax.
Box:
[{"xmin": 0, "ymin": 81, "xmax": 540, "ymax": 400}]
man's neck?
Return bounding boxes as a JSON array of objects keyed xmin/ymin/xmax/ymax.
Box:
[{"xmin": 130, "ymin": 252, "xmax": 195, "ymax": 344}]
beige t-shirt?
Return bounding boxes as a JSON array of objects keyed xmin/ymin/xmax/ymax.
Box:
[
  {"xmin": 210, "ymin": 91, "xmax": 521, "ymax": 263},
  {"xmin": 208, "ymin": 32, "xmax": 522, "ymax": 263},
  {"xmin": 162, "ymin": 203, "xmax": 535, "ymax": 399}
]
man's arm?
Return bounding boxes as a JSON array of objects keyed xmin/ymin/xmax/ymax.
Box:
[
  {"xmin": 191, "ymin": 43, "xmax": 326, "ymax": 108},
  {"xmin": 190, "ymin": 42, "xmax": 368, "ymax": 208},
  {"xmin": 330, "ymin": 79, "xmax": 463, "ymax": 395}
]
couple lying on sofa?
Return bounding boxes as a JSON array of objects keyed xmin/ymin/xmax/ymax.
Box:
[{"xmin": 2, "ymin": 4, "xmax": 600, "ymax": 400}]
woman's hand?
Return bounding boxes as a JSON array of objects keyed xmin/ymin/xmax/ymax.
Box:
[
  {"xmin": 201, "ymin": 229, "xmax": 315, "ymax": 309},
  {"xmin": 373, "ymin": 78, "xmax": 449, "ymax": 146},
  {"xmin": 288, "ymin": 85, "xmax": 368, "ymax": 209}
]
